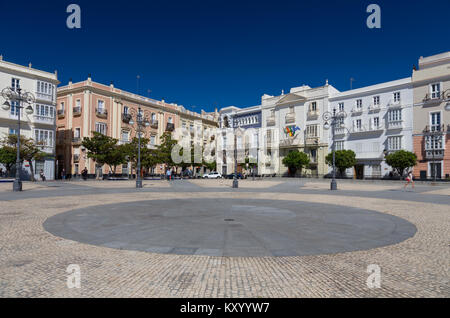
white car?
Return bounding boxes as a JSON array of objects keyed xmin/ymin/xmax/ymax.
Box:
[{"xmin": 203, "ymin": 172, "xmax": 222, "ymax": 179}]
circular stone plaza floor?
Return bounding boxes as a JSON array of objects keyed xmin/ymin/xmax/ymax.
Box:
[{"xmin": 0, "ymin": 178, "xmax": 449, "ymax": 297}]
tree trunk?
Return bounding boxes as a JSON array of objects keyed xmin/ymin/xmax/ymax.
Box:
[{"xmin": 28, "ymin": 160, "xmax": 35, "ymax": 182}]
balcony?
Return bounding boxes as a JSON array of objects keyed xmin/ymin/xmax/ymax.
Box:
[
  {"xmin": 96, "ymin": 108, "xmax": 108, "ymax": 118},
  {"xmin": 280, "ymin": 138, "xmax": 300, "ymax": 147},
  {"xmin": 72, "ymin": 137, "xmax": 82, "ymax": 146},
  {"xmin": 73, "ymin": 154, "xmax": 80, "ymax": 162},
  {"xmin": 150, "ymin": 119, "xmax": 158, "ymax": 129},
  {"xmin": 266, "ymin": 115, "xmax": 275, "ymax": 126},
  {"xmin": 73, "ymin": 106, "xmax": 81, "ymax": 116},
  {"xmin": 285, "ymin": 112, "xmax": 296, "ymax": 124},
  {"xmin": 305, "ymin": 136, "xmax": 319, "ymax": 145},
  {"xmin": 425, "ymin": 149, "xmax": 444, "ymax": 160},
  {"xmin": 368, "ymin": 104, "xmax": 381, "ymax": 112},
  {"xmin": 386, "ymin": 120, "xmax": 403, "ymax": 130},
  {"xmin": 33, "ymin": 115, "xmax": 55, "ymax": 125},
  {"xmin": 423, "ymin": 124, "xmax": 448, "ymax": 134},
  {"xmin": 122, "ymin": 113, "xmax": 132, "ymax": 123},
  {"xmin": 166, "ymin": 123, "xmax": 175, "ymax": 132},
  {"xmin": 118, "ymin": 139, "xmax": 130, "ymax": 145},
  {"xmin": 368, "ymin": 124, "xmax": 383, "ymax": 132},
  {"xmin": 36, "ymin": 92, "xmax": 54, "ymax": 102},
  {"xmin": 351, "ymin": 107, "xmax": 363, "ymax": 115},
  {"xmin": 306, "ymin": 110, "xmax": 319, "ymax": 120},
  {"xmin": 57, "ymin": 109, "xmax": 65, "ymax": 119},
  {"xmin": 423, "ymin": 90, "xmax": 450, "ymax": 105},
  {"xmin": 334, "ymin": 127, "xmax": 347, "ymax": 136}
]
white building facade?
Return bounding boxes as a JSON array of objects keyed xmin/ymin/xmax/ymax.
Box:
[
  {"xmin": 328, "ymin": 78, "xmax": 413, "ymax": 179},
  {"xmin": 260, "ymin": 82, "xmax": 339, "ymax": 177},
  {"xmin": 217, "ymin": 105, "xmax": 262, "ymax": 176},
  {"xmin": 0, "ymin": 56, "xmax": 59, "ymax": 180}
]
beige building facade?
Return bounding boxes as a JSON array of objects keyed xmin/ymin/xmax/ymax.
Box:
[{"xmin": 412, "ymin": 52, "xmax": 450, "ymax": 179}]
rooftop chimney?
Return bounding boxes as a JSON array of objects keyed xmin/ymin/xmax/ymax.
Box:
[{"xmin": 29, "ymin": 62, "xmax": 32, "ymax": 68}]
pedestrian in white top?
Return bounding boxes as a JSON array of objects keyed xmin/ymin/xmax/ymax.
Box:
[{"xmin": 403, "ymin": 171, "xmax": 415, "ymax": 190}]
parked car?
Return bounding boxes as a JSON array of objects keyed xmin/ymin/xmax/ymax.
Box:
[
  {"xmin": 225, "ymin": 172, "xmax": 246, "ymax": 179},
  {"xmin": 203, "ymin": 171, "xmax": 222, "ymax": 179}
]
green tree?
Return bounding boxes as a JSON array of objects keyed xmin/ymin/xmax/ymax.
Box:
[
  {"xmin": 141, "ymin": 147, "xmax": 161, "ymax": 174},
  {"xmin": 157, "ymin": 132, "xmax": 178, "ymax": 168},
  {"xmin": 82, "ymin": 132, "xmax": 127, "ymax": 176},
  {"xmin": 1, "ymin": 134, "xmax": 46, "ymax": 181},
  {"xmin": 325, "ymin": 149, "xmax": 357, "ymax": 177},
  {"xmin": 121, "ymin": 137, "xmax": 151, "ymax": 175},
  {"xmin": 0, "ymin": 146, "xmax": 16, "ymax": 176},
  {"xmin": 385, "ymin": 150, "xmax": 417, "ymax": 177},
  {"xmin": 282, "ymin": 151, "xmax": 310, "ymax": 176}
]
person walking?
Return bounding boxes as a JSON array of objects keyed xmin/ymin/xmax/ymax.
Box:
[
  {"xmin": 403, "ymin": 170, "xmax": 415, "ymax": 190},
  {"xmin": 39, "ymin": 169, "xmax": 46, "ymax": 181},
  {"xmin": 81, "ymin": 167, "xmax": 88, "ymax": 181},
  {"xmin": 166, "ymin": 168, "xmax": 171, "ymax": 181},
  {"xmin": 61, "ymin": 168, "xmax": 66, "ymax": 181}
]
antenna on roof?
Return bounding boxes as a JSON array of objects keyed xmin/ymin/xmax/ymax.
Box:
[{"xmin": 350, "ymin": 77, "xmax": 355, "ymax": 90}]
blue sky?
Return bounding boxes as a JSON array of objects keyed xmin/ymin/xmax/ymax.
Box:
[{"xmin": 1, "ymin": 0, "xmax": 449, "ymax": 112}]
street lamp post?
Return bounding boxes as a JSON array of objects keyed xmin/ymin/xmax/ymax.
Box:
[
  {"xmin": 322, "ymin": 108, "xmax": 347, "ymax": 191},
  {"xmin": 2, "ymin": 86, "xmax": 35, "ymax": 191},
  {"xmin": 233, "ymin": 130, "xmax": 238, "ymax": 188},
  {"xmin": 128, "ymin": 107, "xmax": 150, "ymax": 188}
]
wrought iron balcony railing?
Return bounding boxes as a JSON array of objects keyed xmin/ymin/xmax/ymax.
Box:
[
  {"xmin": 96, "ymin": 108, "xmax": 108, "ymax": 118},
  {"xmin": 73, "ymin": 106, "xmax": 81, "ymax": 116}
]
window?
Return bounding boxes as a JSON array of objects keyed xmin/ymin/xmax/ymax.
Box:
[
  {"xmin": 430, "ymin": 83, "xmax": 441, "ymax": 99},
  {"xmin": 74, "ymin": 164, "xmax": 79, "ymax": 174},
  {"xmin": 373, "ymin": 117, "xmax": 380, "ymax": 128},
  {"xmin": 11, "ymin": 78, "xmax": 20, "ymax": 91},
  {"xmin": 338, "ymin": 102, "xmax": 344, "ymax": 112},
  {"xmin": 310, "ymin": 102, "xmax": 317, "ymax": 112},
  {"xmin": 430, "ymin": 112, "xmax": 441, "ymax": 131},
  {"xmin": 151, "ymin": 113, "xmax": 156, "ymax": 121},
  {"xmin": 393, "ymin": 92, "xmax": 401, "ymax": 103},
  {"xmin": 36, "ymin": 81, "xmax": 54, "ymax": 101},
  {"xmin": 335, "ymin": 141, "xmax": 344, "ymax": 150},
  {"xmin": 34, "ymin": 129, "xmax": 54, "ymax": 147},
  {"xmin": 388, "ymin": 136, "xmax": 402, "ymax": 151},
  {"xmin": 9, "ymin": 128, "xmax": 17, "ymax": 135},
  {"xmin": 168, "ymin": 116, "xmax": 173, "ymax": 124},
  {"xmin": 35, "ymin": 160, "xmax": 45, "ymax": 174},
  {"xmin": 95, "ymin": 122, "xmax": 107, "ymax": 135},
  {"xmin": 355, "ymin": 119, "xmax": 362, "ymax": 130},
  {"xmin": 10, "ymin": 101, "xmax": 20, "ymax": 116},
  {"xmin": 35, "ymin": 104, "xmax": 55, "ymax": 118},
  {"xmin": 97, "ymin": 100, "xmax": 105, "ymax": 111},
  {"xmin": 426, "ymin": 135, "xmax": 443, "ymax": 150},
  {"xmin": 150, "ymin": 135, "xmax": 156, "ymax": 145},
  {"xmin": 306, "ymin": 124, "xmax": 319, "ymax": 137},
  {"xmin": 121, "ymin": 130, "xmax": 129, "ymax": 141},
  {"xmin": 388, "ymin": 109, "xmax": 402, "ymax": 122},
  {"xmin": 182, "ymin": 121, "xmax": 186, "ymax": 128},
  {"xmin": 123, "ymin": 106, "xmax": 128, "ymax": 114},
  {"xmin": 356, "ymin": 99, "xmax": 362, "ymax": 109},
  {"xmin": 373, "ymin": 96, "xmax": 380, "ymax": 106},
  {"xmin": 74, "ymin": 128, "xmax": 81, "ymax": 138},
  {"xmin": 76, "ymin": 100, "xmax": 81, "ymax": 107},
  {"xmin": 60, "ymin": 102, "xmax": 65, "ymax": 111}
]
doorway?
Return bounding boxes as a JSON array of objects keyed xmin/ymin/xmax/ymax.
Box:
[
  {"xmin": 430, "ymin": 162, "xmax": 442, "ymax": 179},
  {"xmin": 354, "ymin": 164, "xmax": 364, "ymax": 179}
]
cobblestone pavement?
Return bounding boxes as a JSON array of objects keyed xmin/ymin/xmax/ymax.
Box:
[{"xmin": 0, "ymin": 179, "xmax": 449, "ymax": 297}]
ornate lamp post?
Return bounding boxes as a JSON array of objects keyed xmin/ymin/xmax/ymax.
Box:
[
  {"xmin": 128, "ymin": 107, "xmax": 150, "ymax": 188},
  {"xmin": 323, "ymin": 108, "xmax": 347, "ymax": 190},
  {"xmin": 2, "ymin": 86, "xmax": 35, "ymax": 191}
]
